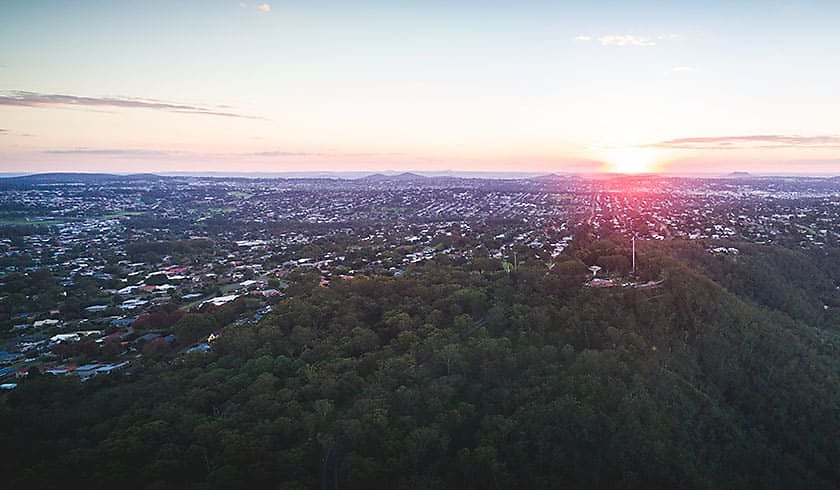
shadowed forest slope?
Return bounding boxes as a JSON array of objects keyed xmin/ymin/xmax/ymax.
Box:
[{"xmin": 2, "ymin": 241, "xmax": 838, "ymax": 489}]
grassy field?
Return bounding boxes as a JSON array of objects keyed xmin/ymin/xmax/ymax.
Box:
[
  {"xmin": 0, "ymin": 210, "xmax": 145, "ymax": 226},
  {"xmin": 100, "ymin": 211, "xmax": 146, "ymax": 219},
  {"xmin": 0, "ymin": 218, "xmax": 65, "ymax": 226},
  {"xmin": 227, "ymin": 191, "xmax": 254, "ymax": 199},
  {"xmin": 208, "ymin": 207, "xmax": 237, "ymax": 214}
]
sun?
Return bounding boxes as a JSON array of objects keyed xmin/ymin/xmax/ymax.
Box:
[{"xmin": 602, "ymin": 147, "xmax": 660, "ymax": 174}]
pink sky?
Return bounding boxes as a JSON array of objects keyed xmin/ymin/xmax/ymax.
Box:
[{"xmin": 2, "ymin": 2, "xmax": 839, "ymax": 175}]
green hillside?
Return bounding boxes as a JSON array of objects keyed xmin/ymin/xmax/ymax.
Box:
[{"xmin": 2, "ymin": 241, "xmax": 838, "ymax": 489}]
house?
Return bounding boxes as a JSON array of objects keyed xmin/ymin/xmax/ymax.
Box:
[
  {"xmin": 136, "ymin": 333, "xmax": 161, "ymax": 343},
  {"xmin": 201, "ymin": 294, "xmax": 240, "ymax": 307},
  {"xmin": 50, "ymin": 333, "xmax": 81, "ymax": 343},
  {"xmin": 45, "ymin": 366, "xmax": 75, "ymax": 375},
  {"xmin": 95, "ymin": 361, "xmax": 129, "ymax": 374},
  {"xmin": 110, "ymin": 317, "xmax": 136, "ymax": 328},
  {"xmin": 33, "ymin": 319, "xmax": 61, "ymax": 328},
  {"xmin": 73, "ymin": 364, "xmax": 102, "ymax": 378},
  {"xmin": 187, "ymin": 343, "xmax": 211, "ymax": 353},
  {"xmin": 117, "ymin": 286, "xmax": 138, "ymax": 295}
]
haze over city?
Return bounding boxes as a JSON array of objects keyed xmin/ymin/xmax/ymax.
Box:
[
  {"xmin": 4, "ymin": 3, "xmax": 840, "ymax": 488},
  {"xmin": 2, "ymin": 0, "xmax": 839, "ymax": 175}
]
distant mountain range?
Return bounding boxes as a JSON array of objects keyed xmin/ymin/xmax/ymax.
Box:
[
  {"xmin": 0, "ymin": 171, "xmax": 837, "ymax": 183},
  {"xmin": 361, "ymin": 172, "xmax": 428, "ymax": 182},
  {"xmin": 0, "ymin": 172, "xmax": 165, "ymax": 184}
]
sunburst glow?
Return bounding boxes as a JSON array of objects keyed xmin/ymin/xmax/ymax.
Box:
[{"xmin": 602, "ymin": 147, "xmax": 661, "ymax": 174}]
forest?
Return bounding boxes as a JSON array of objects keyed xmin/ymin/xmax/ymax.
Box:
[{"xmin": 1, "ymin": 240, "xmax": 838, "ymax": 489}]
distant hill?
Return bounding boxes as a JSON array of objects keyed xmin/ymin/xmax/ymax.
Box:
[
  {"xmin": 0, "ymin": 172, "xmax": 165, "ymax": 184},
  {"xmin": 361, "ymin": 172, "xmax": 428, "ymax": 182},
  {"xmin": 530, "ymin": 173, "xmax": 562, "ymax": 181},
  {"xmin": 529, "ymin": 173, "xmax": 581, "ymax": 182},
  {"xmin": 725, "ymin": 171, "xmax": 752, "ymax": 178}
]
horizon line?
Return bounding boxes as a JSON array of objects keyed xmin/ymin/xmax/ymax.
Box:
[{"xmin": 1, "ymin": 170, "xmax": 838, "ymax": 180}]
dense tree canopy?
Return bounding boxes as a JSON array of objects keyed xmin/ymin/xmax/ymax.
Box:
[{"xmin": 1, "ymin": 240, "xmax": 838, "ymax": 489}]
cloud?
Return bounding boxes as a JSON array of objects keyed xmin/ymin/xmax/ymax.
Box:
[
  {"xmin": 251, "ymin": 151, "xmax": 313, "ymax": 157},
  {"xmin": 577, "ymin": 33, "xmax": 680, "ymax": 47},
  {"xmin": 599, "ymin": 35, "xmax": 657, "ymax": 47},
  {"xmin": 38, "ymin": 148, "xmax": 399, "ymax": 161},
  {"xmin": 0, "ymin": 91, "xmax": 258, "ymax": 119},
  {"xmin": 257, "ymin": 3, "xmax": 270, "ymax": 12},
  {"xmin": 239, "ymin": 2, "xmax": 247, "ymax": 7},
  {"xmin": 0, "ymin": 128, "xmax": 7, "ymax": 134},
  {"xmin": 250, "ymin": 150, "xmax": 402, "ymax": 158},
  {"xmin": 43, "ymin": 148, "xmax": 171, "ymax": 156},
  {"xmin": 647, "ymin": 135, "xmax": 840, "ymax": 150}
]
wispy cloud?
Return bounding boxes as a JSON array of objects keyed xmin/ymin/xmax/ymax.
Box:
[
  {"xmin": 0, "ymin": 91, "xmax": 258, "ymax": 119},
  {"xmin": 250, "ymin": 151, "xmax": 313, "ymax": 157},
  {"xmin": 669, "ymin": 66, "xmax": 696, "ymax": 73},
  {"xmin": 40, "ymin": 148, "xmax": 399, "ymax": 160},
  {"xmin": 250, "ymin": 150, "xmax": 402, "ymax": 158},
  {"xmin": 43, "ymin": 148, "xmax": 172, "ymax": 156},
  {"xmin": 599, "ymin": 35, "xmax": 657, "ymax": 47},
  {"xmin": 239, "ymin": 2, "xmax": 270, "ymax": 13},
  {"xmin": 648, "ymin": 135, "xmax": 840, "ymax": 150},
  {"xmin": 575, "ymin": 33, "xmax": 679, "ymax": 47}
]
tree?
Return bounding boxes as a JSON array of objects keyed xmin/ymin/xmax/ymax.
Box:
[{"xmin": 175, "ymin": 313, "xmax": 218, "ymax": 346}]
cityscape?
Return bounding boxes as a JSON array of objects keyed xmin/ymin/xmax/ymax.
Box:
[
  {"xmin": 2, "ymin": 0, "xmax": 840, "ymax": 488},
  {"xmin": 2, "ymin": 172, "xmax": 838, "ymax": 380}
]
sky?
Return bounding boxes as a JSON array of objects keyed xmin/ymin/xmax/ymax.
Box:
[{"xmin": 1, "ymin": 0, "xmax": 839, "ymax": 175}]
